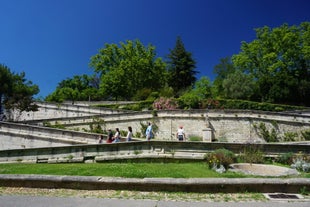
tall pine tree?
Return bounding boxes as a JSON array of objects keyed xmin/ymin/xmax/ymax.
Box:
[{"xmin": 167, "ymin": 36, "xmax": 198, "ymax": 95}]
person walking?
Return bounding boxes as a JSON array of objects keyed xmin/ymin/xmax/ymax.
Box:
[
  {"xmin": 98, "ymin": 135, "xmax": 104, "ymax": 143},
  {"xmin": 126, "ymin": 126, "xmax": 133, "ymax": 142},
  {"xmin": 112, "ymin": 128, "xmax": 121, "ymax": 143},
  {"xmin": 176, "ymin": 126, "xmax": 186, "ymax": 141},
  {"xmin": 145, "ymin": 122, "xmax": 153, "ymax": 141},
  {"xmin": 106, "ymin": 129, "xmax": 113, "ymax": 143}
]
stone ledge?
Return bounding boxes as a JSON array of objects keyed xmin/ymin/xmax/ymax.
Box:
[{"xmin": 0, "ymin": 174, "xmax": 309, "ymax": 193}]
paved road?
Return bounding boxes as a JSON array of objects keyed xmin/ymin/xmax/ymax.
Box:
[{"xmin": 0, "ymin": 195, "xmax": 309, "ymax": 207}]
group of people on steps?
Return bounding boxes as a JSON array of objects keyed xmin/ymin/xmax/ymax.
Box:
[{"xmin": 99, "ymin": 122, "xmax": 186, "ymax": 143}]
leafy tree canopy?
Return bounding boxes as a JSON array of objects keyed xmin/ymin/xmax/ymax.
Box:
[
  {"xmin": 45, "ymin": 74, "xmax": 100, "ymax": 103},
  {"xmin": 0, "ymin": 64, "xmax": 39, "ymax": 120},
  {"xmin": 89, "ymin": 39, "xmax": 167, "ymax": 100},
  {"xmin": 232, "ymin": 22, "xmax": 310, "ymax": 105}
]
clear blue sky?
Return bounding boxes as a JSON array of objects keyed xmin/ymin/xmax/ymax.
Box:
[{"xmin": 1, "ymin": 0, "xmax": 309, "ymax": 98}]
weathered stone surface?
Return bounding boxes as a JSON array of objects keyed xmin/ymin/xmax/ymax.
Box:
[{"xmin": 0, "ymin": 174, "xmax": 309, "ymax": 193}]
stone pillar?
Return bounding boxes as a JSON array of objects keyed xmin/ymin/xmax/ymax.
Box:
[{"xmin": 202, "ymin": 128, "xmax": 212, "ymax": 142}]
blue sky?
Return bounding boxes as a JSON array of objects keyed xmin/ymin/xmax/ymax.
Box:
[{"xmin": 1, "ymin": 0, "xmax": 309, "ymax": 98}]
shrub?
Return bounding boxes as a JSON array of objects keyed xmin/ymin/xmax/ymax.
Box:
[
  {"xmin": 188, "ymin": 136, "xmax": 202, "ymax": 142},
  {"xmin": 239, "ymin": 145, "xmax": 264, "ymax": 164},
  {"xmin": 153, "ymin": 97, "xmax": 178, "ymax": 110},
  {"xmin": 204, "ymin": 148, "xmax": 236, "ymax": 170},
  {"xmin": 291, "ymin": 152, "xmax": 310, "ymax": 173},
  {"xmin": 301, "ymin": 129, "xmax": 310, "ymax": 141},
  {"xmin": 277, "ymin": 152, "xmax": 294, "ymax": 165},
  {"xmin": 177, "ymin": 93, "xmax": 201, "ymax": 109},
  {"xmin": 254, "ymin": 122, "xmax": 278, "ymax": 142},
  {"xmin": 132, "ymin": 88, "xmax": 152, "ymax": 101},
  {"xmin": 283, "ymin": 132, "xmax": 298, "ymax": 142}
]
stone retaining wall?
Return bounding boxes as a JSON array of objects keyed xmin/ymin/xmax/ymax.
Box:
[
  {"xmin": 0, "ymin": 121, "xmax": 99, "ymax": 150},
  {"xmin": 10, "ymin": 102, "xmax": 123, "ymax": 121},
  {"xmin": 2, "ymin": 103, "xmax": 310, "ymax": 149},
  {"xmin": 34, "ymin": 109, "xmax": 310, "ymax": 143},
  {"xmin": 0, "ymin": 174, "xmax": 309, "ymax": 193},
  {"xmin": 0, "ymin": 141, "xmax": 309, "ymax": 164}
]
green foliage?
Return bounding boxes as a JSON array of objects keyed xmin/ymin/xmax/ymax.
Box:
[
  {"xmin": 89, "ymin": 39, "xmax": 167, "ymax": 100},
  {"xmin": 239, "ymin": 145, "xmax": 264, "ymax": 164},
  {"xmin": 222, "ymin": 70, "xmax": 256, "ymax": 100},
  {"xmin": 301, "ymin": 129, "xmax": 310, "ymax": 141},
  {"xmin": 86, "ymin": 117, "xmax": 105, "ymax": 134},
  {"xmin": 212, "ymin": 57, "xmax": 235, "ymax": 98},
  {"xmin": 216, "ymin": 99, "xmax": 304, "ymax": 111},
  {"xmin": 135, "ymin": 131, "xmax": 142, "ymax": 138},
  {"xmin": 158, "ymin": 86, "xmax": 174, "ymax": 98},
  {"xmin": 0, "ymin": 163, "xmax": 248, "ymax": 178},
  {"xmin": 232, "ymin": 22, "xmax": 310, "ymax": 106},
  {"xmin": 276, "ymin": 152, "xmax": 294, "ymax": 165},
  {"xmin": 0, "ymin": 64, "xmax": 39, "ymax": 119},
  {"xmin": 132, "ymin": 88, "xmax": 153, "ymax": 101},
  {"xmin": 167, "ymin": 36, "xmax": 198, "ymax": 95},
  {"xmin": 204, "ymin": 148, "xmax": 236, "ymax": 169},
  {"xmin": 283, "ymin": 131, "xmax": 298, "ymax": 142},
  {"xmin": 51, "ymin": 121, "xmax": 66, "ymax": 129},
  {"xmin": 188, "ymin": 135, "xmax": 202, "ymax": 142},
  {"xmin": 253, "ymin": 122, "xmax": 278, "ymax": 142},
  {"xmin": 177, "ymin": 77, "xmax": 212, "ymax": 109},
  {"xmin": 45, "ymin": 75, "xmax": 101, "ymax": 103},
  {"xmin": 178, "ymin": 91, "xmax": 201, "ymax": 109}
]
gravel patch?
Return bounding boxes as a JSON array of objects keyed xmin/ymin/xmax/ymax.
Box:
[{"xmin": 0, "ymin": 187, "xmax": 269, "ymax": 202}]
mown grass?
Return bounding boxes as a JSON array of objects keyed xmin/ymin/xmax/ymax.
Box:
[
  {"xmin": 0, "ymin": 162, "xmax": 308, "ymax": 178},
  {"xmin": 0, "ymin": 162, "xmax": 250, "ymax": 178}
]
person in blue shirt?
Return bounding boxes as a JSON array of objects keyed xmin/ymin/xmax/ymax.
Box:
[{"xmin": 145, "ymin": 122, "xmax": 153, "ymax": 141}]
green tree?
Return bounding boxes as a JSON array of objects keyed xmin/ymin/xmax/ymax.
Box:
[
  {"xmin": 222, "ymin": 70, "xmax": 256, "ymax": 100},
  {"xmin": 0, "ymin": 64, "xmax": 14, "ymax": 114},
  {"xmin": 232, "ymin": 22, "xmax": 310, "ymax": 105},
  {"xmin": 212, "ymin": 57, "xmax": 235, "ymax": 98},
  {"xmin": 178, "ymin": 76, "xmax": 212, "ymax": 109},
  {"xmin": 90, "ymin": 39, "xmax": 167, "ymax": 100},
  {"xmin": 167, "ymin": 36, "xmax": 198, "ymax": 95},
  {"xmin": 0, "ymin": 64, "xmax": 39, "ymax": 120},
  {"xmin": 45, "ymin": 74, "xmax": 101, "ymax": 103}
]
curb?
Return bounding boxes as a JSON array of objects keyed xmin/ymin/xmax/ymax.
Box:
[{"xmin": 0, "ymin": 175, "xmax": 309, "ymax": 193}]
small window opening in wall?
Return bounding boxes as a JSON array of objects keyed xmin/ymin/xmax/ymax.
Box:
[{"xmin": 264, "ymin": 193, "xmax": 303, "ymax": 200}]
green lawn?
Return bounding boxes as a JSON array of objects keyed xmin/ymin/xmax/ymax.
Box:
[
  {"xmin": 0, "ymin": 162, "xmax": 308, "ymax": 178},
  {"xmin": 0, "ymin": 162, "xmax": 248, "ymax": 178}
]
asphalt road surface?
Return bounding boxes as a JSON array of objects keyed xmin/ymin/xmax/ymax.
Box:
[{"xmin": 0, "ymin": 195, "xmax": 309, "ymax": 207}]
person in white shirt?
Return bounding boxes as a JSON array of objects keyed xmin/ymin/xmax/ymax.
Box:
[
  {"xmin": 112, "ymin": 128, "xmax": 121, "ymax": 143},
  {"xmin": 176, "ymin": 126, "xmax": 186, "ymax": 141},
  {"xmin": 126, "ymin": 126, "xmax": 133, "ymax": 141}
]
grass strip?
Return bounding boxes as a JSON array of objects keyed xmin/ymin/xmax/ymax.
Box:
[{"xmin": 0, "ymin": 163, "xmax": 248, "ymax": 178}]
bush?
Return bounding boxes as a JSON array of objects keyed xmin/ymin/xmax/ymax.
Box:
[
  {"xmin": 188, "ymin": 136, "xmax": 202, "ymax": 142},
  {"xmin": 216, "ymin": 99, "xmax": 305, "ymax": 111},
  {"xmin": 277, "ymin": 152, "xmax": 294, "ymax": 165},
  {"xmin": 132, "ymin": 88, "xmax": 152, "ymax": 101},
  {"xmin": 283, "ymin": 132, "xmax": 298, "ymax": 142},
  {"xmin": 177, "ymin": 93, "xmax": 201, "ymax": 109},
  {"xmin": 291, "ymin": 152, "xmax": 310, "ymax": 173},
  {"xmin": 254, "ymin": 122, "xmax": 278, "ymax": 142},
  {"xmin": 153, "ymin": 97, "xmax": 178, "ymax": 110},
  {"xmin": 239, "ymin": 145, "xmax": 264, "ymax": 164},
  {"xmin": 301, "ymin": 129, "xmax": 310, "ymax": 141},
  {"xmin": 204, "ymin": 148, "xmax": 236, "ymax": 170}
]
